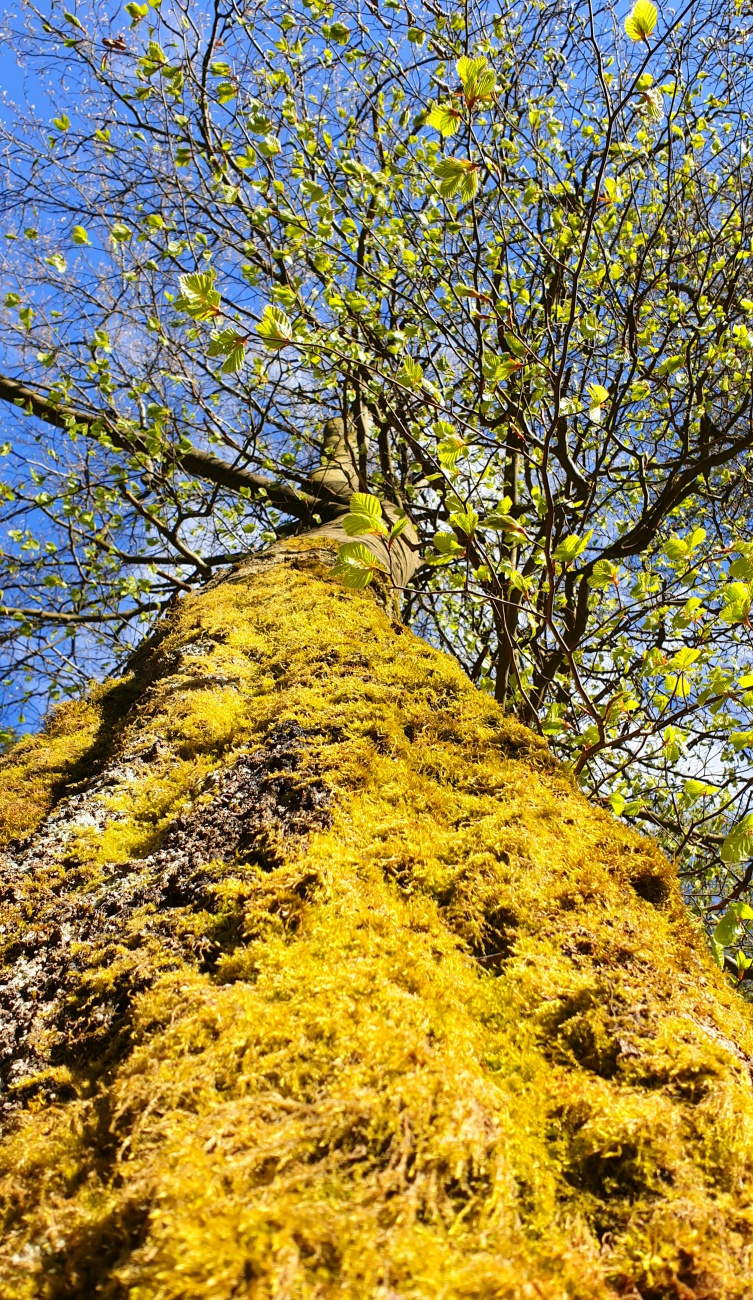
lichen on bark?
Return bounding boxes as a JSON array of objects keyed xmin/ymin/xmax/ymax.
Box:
[{"xmin": 1, "ymin": 539, "xmax": 752, "ymax": 1298}]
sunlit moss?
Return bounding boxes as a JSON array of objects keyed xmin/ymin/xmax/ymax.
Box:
[
  {"xmin": 0, "ymin": 698, "xmax": 103, "ymax": 845},
  {"xmin": 1, "ymin": 541, "xmax": 753, "ymax": 1298}
]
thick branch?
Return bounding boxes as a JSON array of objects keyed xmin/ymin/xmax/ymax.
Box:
[{"xmin": 0, "ymin": 373, "xmax": 344, "ymax": 522}]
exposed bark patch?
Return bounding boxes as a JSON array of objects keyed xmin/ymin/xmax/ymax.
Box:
[
  {"xmin": 163, "ymin": 720, "xmax": 332, "ymax": 874},
  {"xmin": 0, "ymin": 722, "xmax": 332, "ymax": 1117}
]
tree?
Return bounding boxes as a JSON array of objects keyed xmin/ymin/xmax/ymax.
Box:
[
  {"xmin": 2, "ymin": 2, "xmax": 753, "ymax": 1288},
  {"xmin": 2, "ymin": 534, "xmax": 753, "ymax": 1298},
  {"xmin": 5, "ymin": 0, "xmax": 753, "ymax": 948}
]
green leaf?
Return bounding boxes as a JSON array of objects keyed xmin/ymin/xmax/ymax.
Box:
[
  {"xmin": 625, "ymin": 0, "xmax": 658, "ymax": 42},
  {"xmin": 432, "ymin": 531, "xmax": 464, "ymax": 559},
  {"xmin": 437, "ymin": 436, "xmax": 467, "ymax": 468},
  {"xmin": 720, "ymin": 582, "xmax": 751, "ymax": 625},
  {"xmin": 110, "ymin": 221, "xmax": 132, "ymax": 244},
  {"xmin": 639, "ymin": 86, "xmax": 664, "ymax": 122},
  {"xmin": 72, "ymin": 225, "xmax": 90, "ymax": 245},
  {"xmin": 655, "ymin": 354, "xmax": 684, "ymax": 377},
  {"xmin": 52, "ymin": 113, "xmax": 71, "ymax": 132},
  {"xmin": 398, "ymin": 355, "xmax": 424, "ymax": 390},
  {"xmin": 256, "ymin": 304, "xmax": 293, "ymax": 349},
  {"xmin": 713, "ymin": 902, "xmax": 753, "ymax": 955},
  {"xmin": 427, "ymin": 104, "xmax": 462, "ymax": 137},
  {"xmin": 729, "ymin": 556, "xmax": 753, "ymax": 581},
  {"xmin": 456, "ymin": 56, "xmax": 496, "ymax": 105},
  {"xmin": 483, "ymin": 511, "xmax": 529, "ymax": 540},
  {"xmin": 64, "ymin": 11, "xmax": 85, "ymax": 29},
  {"xmin": 730, "ymin": 731, "xmax": 753, "ymax": 753},
  {"xmin": 341, "ymin": 493, "xmax": 388, "ymax": 538},
  {"xmin": 44, "ymin": 253, "xmax": 67, "ymax": 273},
  {"xmin": 589, "ymin": 559, "xmax": 618, "ymax": 589},
  {"xmin": 714, "ymin": 909, "xmax": 740, "ymax": 948},
  {"xmin": 721, "ymin": 814, "xmax": 753, "ymax": 863},
  {"xmin": 332, "ymin": 541, "xmax": 386, "ymax": 589},
  {"xmin": 125, "ymin": 1, "xmax": 148, "ymax": 24},
  {"xmin": 177, "ymin": 270, "xmax": 221, "ymax": 321},
  {"xmin": 435, "ymin": 158, "xmax": 479, "ymax": 202},
  {"xmin": 504, "ymin": 332, "xmax": 526, "ymax": 358},
  {"xmin": 207, "ymin": 329, "xmax": 247, "ymax": 373},
  {"xmin": 554, "ymin": 531, "xmax": 593, "ymax": 563},
  {"xmin": 682, "ymin": 779, "xmax": 717, "ymax": 807},
  {"xmin": 341, "ymin": 514, "xmax": 385, "ymax": 537},
  {"xmin": 449, "ymin": 508, "xmax": 479, "ymax": 538},
  {"xmin": 324, "ymin": 21, "xmax": 350, "ymax": 43},
  {"xmin": 258, "ymin": 132, "xmax": 283, "ymax": 156},
  {"xmin": 350, "ymin": 493, "xmax": 382, "ymax": 520}
]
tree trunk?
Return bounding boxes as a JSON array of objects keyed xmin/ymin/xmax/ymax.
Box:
[{"xmin": 1, "ymin": 539, "xmax": 752, "ymax": 1299}]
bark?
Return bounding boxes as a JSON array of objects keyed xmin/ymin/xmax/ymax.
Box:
[{"xmin": 0, "ymin": 540, "xmax": 752, "ymax": 1299}]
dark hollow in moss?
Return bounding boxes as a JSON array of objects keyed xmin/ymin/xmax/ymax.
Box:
[
  {"xmin": 630, "ymin": 872, "xmax": 671, "ymax": 906},
  {"xmin": 471, "ymin": 905, "xmax": 518, "ymax": 971}
]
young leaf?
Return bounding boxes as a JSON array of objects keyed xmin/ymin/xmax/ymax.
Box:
[
  {"xmin": 332, "ymin": 541, "xmax": 386, "ymax": 589},
  {"xmin": 72, "ymin": 225, "xmax": 90, "ymax": 245},
  {"xmin": 729, "ymin": 555, "xmax": 753, "ymax": 581},
  {"xmin": 714, "ymin": 909, "xmax": 740, "ymax": 948},
  {"xmin": 655, "ymin": 354, "xmax": 684, "ymax": 377},
  {"xmin": 589, "ymin": 559, "xmax": 618, "ymax": 588},
  {"xmin": 398, "ymin": 356, "xmax": 424, "ymax": 390},
  {"xmin": 720, "ymin": 582, "xmax": 751, "ymax": 625},
  {"xmin": 554, "ymin": 531, "xmax": 593, "ymax": 563},
  {"xmin": 435, "ymin": 158, "xmax": 479, "ymax": 202},
  {"xmin": 256, "ymin": 305, "xmax": 293, "ymax": 349},
  {"xmin": 483, "ymin": 511, "xmax": 530, "ymax": 541},
  {"xmin": 625, "ymin": 0, "xmax": 658, "ymax": 42},
  {"xmin": 456, "ymin": 56, "xmax": 496, "ymax": 107},
  {"xmin": 721, "ymin": 814, "xmax": 753, "ymax": 863},
  {"xmin": 437, "ymin": 436, "xmax": 467, "ymax": 468},
  {"xmin": 125, "ymin": 1, "xmax": 148, "ymax": 24},
  {"xmin": 350, "ymin": 493, "xmax": 382, "ymax": 520},
  {"xmin": 587, "ymin": 383, "xmax": 610, "ymax": 423},
  {"xmin": 177, "ymin": 271, "xmax": 221, "ymax": 321},
  {"xmin": 207, "ymin": 329, "xmax": 247, "ymax": 373},
  {"xmin": 639, "ymin": 86, "xmax": 664, "ymax": 121},
  {"xmin": 449, "ymin": 508, "xmax": 479, "ymax": 538},
  {"xmin": 427, "ymin": 104, "xmax": 462, "ymax": 137},
  {"xmin": 110, "ymin": 221, "xmax": 132, "ymax": 244},
  {"xmin": 341, "ymin": 493, "xmax": 388, "ymax": 538}
]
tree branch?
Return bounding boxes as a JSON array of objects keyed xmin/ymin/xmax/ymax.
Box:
[{"xmin": 0, "ymin": 373, "xmax": 345, "ymax": 522}]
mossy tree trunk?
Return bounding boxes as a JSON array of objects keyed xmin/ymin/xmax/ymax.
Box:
[{"xmin": 1, "ymin": 540, "xmax": 753, "ymax": 1299}]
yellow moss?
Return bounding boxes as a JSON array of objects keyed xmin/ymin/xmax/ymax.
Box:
[
  {"xmin": 0, "ymin": 698, "xmax": 102, "ymax": 845},
  {"xmin": 1, "ymin": 540, "xmax": 753, "ymax": 1298}
]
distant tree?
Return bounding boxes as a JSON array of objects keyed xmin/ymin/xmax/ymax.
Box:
[{"xmin": 3, "ymin": 0, "xmax": 753, "ymax": 960}]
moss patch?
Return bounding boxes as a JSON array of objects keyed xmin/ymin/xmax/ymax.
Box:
[{"xmin": 1, "ymin": 540, "xmax": 753, "ymax": 1298}]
